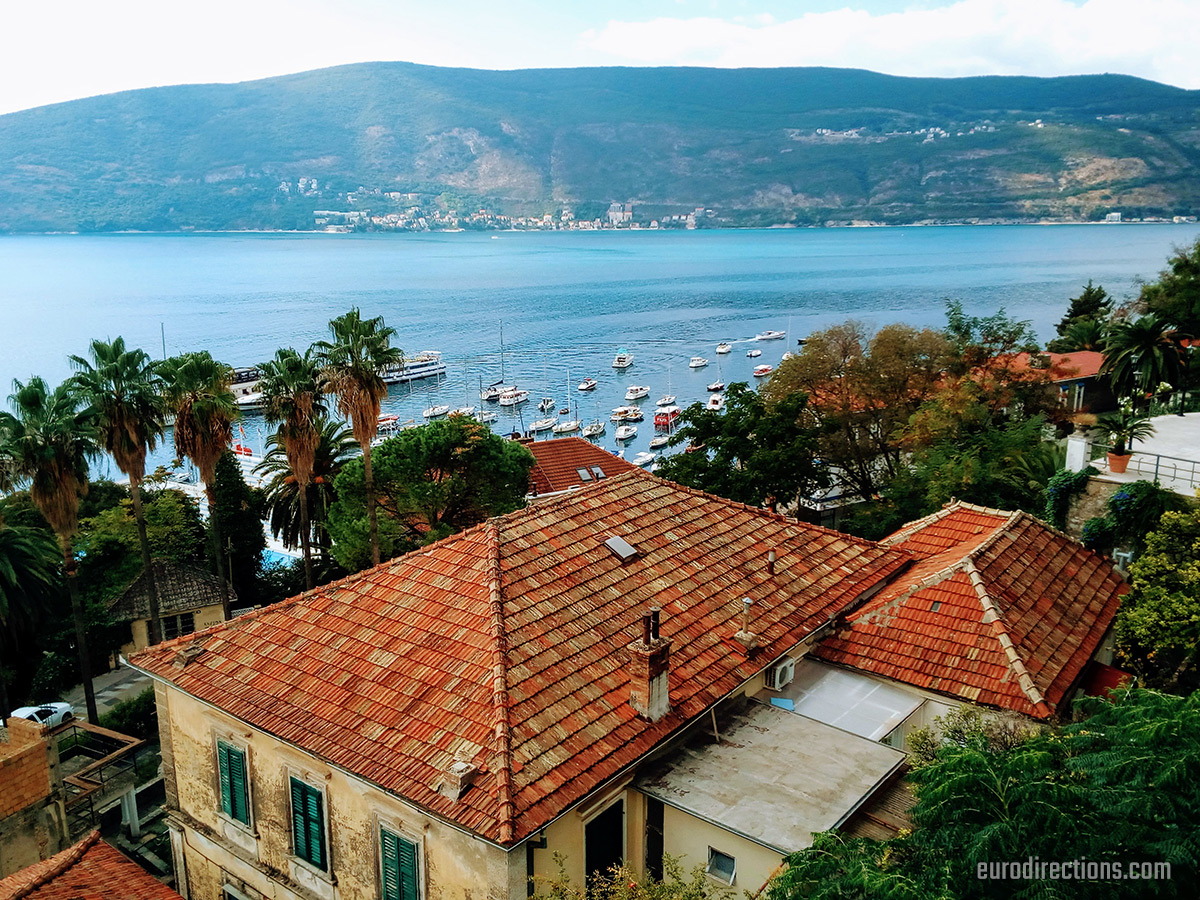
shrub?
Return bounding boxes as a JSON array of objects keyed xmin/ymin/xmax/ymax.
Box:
[{"xmin": 97, "ymin": 687, "xmax": 158, "ymax": 740}]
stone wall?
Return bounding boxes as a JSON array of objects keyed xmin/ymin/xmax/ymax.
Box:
[{"xmin": 1064, "ymin": 477, "xmax": 1125, "ymax": 540}]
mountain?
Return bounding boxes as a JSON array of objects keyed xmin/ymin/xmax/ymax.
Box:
[{"xmin": 1, "ymin": 62, "xmax": 1199, "ymax": 231}]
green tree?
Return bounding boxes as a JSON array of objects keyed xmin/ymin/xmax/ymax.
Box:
[
  {"xmin": 1140, "ymin": 238, "xmax": 1200, "ymax": 335},
  {"xmin": 0, "ymin": 377, "xmax": 102, "ymax": 721},
  {"xmin": 1101, "ymin": 315, "xmax": 1185, "ymax": 406},
  {"xmin": 159, "ymin": 350, "xmax": 239, "ymax": 601},
  {"xmin": 70, "ymin": 337, "xmax": 168, "ymax": 644},
  {"xmin": 316, "ymin": 309, "xmax": 404, "ymax": 568},
  {"xmin": 0, "ymin": 523, "xmax": 59, "ymax": 714},
  {"xmin": 656, "ymin": 383, "xmax": 827, "ymax": 513},
  {"xmin": 256, "ymin": 347, "xmax": 327, "ymax": 590},
  {"xmin": 210, "ymin": 451, "xmax": 266, "ymax": 604},
  {"xmin": 1048, "ymin": 280, "xmax": 1113, "ymax": 353},
  {"xmin": 1115, "ymin": 505, "xmax": 1200, "ymax": 692},
  {"xmin": 328, "ymin": 417, "xmax": 532, "ymax": 572},
  {"xmin": 943, "ymin": 298, "xmax": 1040, "ymax": 376}
]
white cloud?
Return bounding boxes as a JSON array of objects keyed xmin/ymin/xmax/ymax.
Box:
[{"xmin": 582, "ymin": 0, "xmax": 1200, "ymax": 89}]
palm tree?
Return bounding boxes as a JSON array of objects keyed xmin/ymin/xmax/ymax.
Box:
[
  {"xmin": 159, "ymin": 351, "xmax": 238, "ymax": 609},
  {"xmin": 70, "ymin": 337, "xmax": 168, "ymax": 644},
  {"xmin": 315, "ymin": 309, "xmax": 403, "ymax": 567},
  {"xmin": 1101, "ymin": 315, "xmax": 1185, "ymax": 407},
  {"xmin": 0, "ymin": 377, "xmax": 101, "ymax": 721},
  {"xmin": 0, "ymin": 522, "xmax": 59, "ymax": 715},
  {"xmin": 256, "ymin": 348, "xmax": 327, "ymax": 590},
  {"xmin": 257, "ymin": 417, "xmax": 357, "ymax": 572}
]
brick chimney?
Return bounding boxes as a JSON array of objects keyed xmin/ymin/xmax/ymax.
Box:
[{"xmin": 628, "ymin": 607, "xmax": 671, "ymax": 722}]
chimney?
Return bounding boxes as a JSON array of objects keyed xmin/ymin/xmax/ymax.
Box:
[
  {"xmin": 733, "ymin": 597, "xmax": 758, "ymax": 653},
  {"xmin": 440, "ymin": 759, "xmax": 478, "ymax": 801},
  {"xmin": 628, "ymin": 607, "xmax": 671, "ymax": 722},
  {"xmin": 767, "ymin": 549, "xmax": 776, "ymax": 576}
]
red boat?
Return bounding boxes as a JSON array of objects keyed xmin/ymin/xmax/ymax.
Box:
[{"xmin": 654, "ymin": 405, "xmax": 681, "ymax": 428}]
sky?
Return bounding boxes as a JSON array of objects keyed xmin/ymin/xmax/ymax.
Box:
[{"xmin": 1, "ymin": 0, "xmax": 1196, "ymax": 116}]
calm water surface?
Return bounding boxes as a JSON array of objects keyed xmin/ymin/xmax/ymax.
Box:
[{"xmin": 2, "ymin": 225, "xmax": 1198, "ymax": 462}]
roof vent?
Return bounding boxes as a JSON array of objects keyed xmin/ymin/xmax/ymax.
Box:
[
  {"xmin": 440, "ymin": 759, "xmax": 478, "ymax": 801},
  {"xmin": 605, "ymin": 536, "xmax": 638, "ymax": 563},
  {"xmin": 733, "ymin": 597, "xmax": 758, "ymax": 654},
  {"xmin": 172, "ymin": 643, "xmax": 206, "ymax": 669}
]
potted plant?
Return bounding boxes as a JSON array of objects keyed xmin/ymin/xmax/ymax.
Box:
[{"xmin": 1097, "ymin": 401, "xmax": 1155, "ymax": 474}]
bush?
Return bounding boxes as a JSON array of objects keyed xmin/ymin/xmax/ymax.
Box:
[
  {"xmin": 1081, "ymin": 516, "xmax": 1117, "ymax": 552},
  {"xmin": 97, "ymin": 687, "xmax": 158, "ymax": 740}
]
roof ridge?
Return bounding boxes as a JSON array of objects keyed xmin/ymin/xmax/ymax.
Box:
[
  {"xmin": 879, "ymin": 502, "xmax": 963, "ymax": 547},
  {"xmin": 964, "ymin": 509, "xmax": 1023, "ymax": 563},
  {"xmin": 484, "ymin": 520, "xmax": 516, "ymax": 843},
  {"xmin": 848, "ymin": 558, "xmax": 967, "ymax": 625},
  {"xmin": 7, "ymin": 830, "xmax": 101, "ymax": 899},
  {"xmin": 963, "ymin": 558, "xmax": 1050, "ymax": 716}
]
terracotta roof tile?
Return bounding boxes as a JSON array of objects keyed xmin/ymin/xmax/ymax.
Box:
[
  {"xmin": 526, "ymin": 437, "xmax": 640, "ymax": 496},
  {"xmin": 132, "ymin": 470, "xmax": 909, "ymax": 846},
  {"xmin": 0, "ymin": 831, "xmax": 181, "ymax": 900},
  {"xmin": 816, "ymin": 502, "xmax": 1126, "ymax": 718},
  {"xmin": 109, "ymin": 560, "xmax": 236, "ymax": 620}
]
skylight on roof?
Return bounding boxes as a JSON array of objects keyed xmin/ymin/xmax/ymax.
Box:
[
  {"xmin": 604, "ymin": 535, "xmax": 638, "ymax": 562},
  {"xmin": 591, "ymin": 466, "xmax": 606, "ymax": 479},
  {"xmin": 576, "ymin": 468, "xmax": 594, "ymax": 481}
]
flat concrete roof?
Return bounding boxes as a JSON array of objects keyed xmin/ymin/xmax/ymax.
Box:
[
  {"xmin": 1093, "ymin": 411, "xmax": 1200, "ymax": 495},
  {"xmin": 635, "ymin": 701, "xmax": 906, "ymax": 854}
]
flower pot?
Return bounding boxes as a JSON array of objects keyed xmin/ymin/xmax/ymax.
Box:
[{"xmin": 1107, "ymin": 452, "xmax": 1132, "ymax": 474}]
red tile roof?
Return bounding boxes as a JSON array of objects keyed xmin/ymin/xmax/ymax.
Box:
[
  {"xmin": 526, "ymin": 436, "xmax": 639, "ymax": 496},
  {"xmin": 0, "ymin": 831, "xmax": 182, "ymax": 900},
  {"xmin": 815, "ymin": 502, "xmax": 1127, "ymax": 719},
  {"xmin": 1009, "ymin": 351, "xmax": 1104, "ymax": 381},
  {"xmin": 132, "ymin": 470, "xmax": 909, "ymax": 846}
]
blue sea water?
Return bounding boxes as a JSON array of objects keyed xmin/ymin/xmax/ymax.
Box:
[{"xmin": 2, "ymin": 225, "xmax": 1198, "ymax": 464}]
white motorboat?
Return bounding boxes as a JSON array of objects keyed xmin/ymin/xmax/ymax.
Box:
[
  {"xmin": 480, "ymin": 382, "xmax": 516, "ymax": 401},
  {"xmin": 377, "ymin": 413, "xmax": 401, "ymax": 434},
  {"xmin": 537, "ymin": 397, "xmax": 556, "ymax": 412},
  {"xmin": 615, "ymin": 424, "xmax": 638, "ymax": 441},
  {"xmin": 452, "ymin": 406, "xmax": 477, "ymax": 417},
  {"xmin": 423, "ymin": 404, "xmax": 451, "ymax": 418},
  {"xmin": 715, "ymin": 342, "xmax": 732, "ymax": 355},
  {"xmin": 706, "ymin": 393, "xmax": 725, "ymax": 411},
  {"xmin": 631, "ymin": 451, "xmax": 656, "ymax": 468},
  {"xmin": 756, "ymin": 330, "xmax": 786, "ymax": 341},
  {"xmin": 625, "ymin": 385, "xmax": 650, "ymax": 401},
  {"xmin": 581, "ymin": 421, "xmax": 606, "ymax": 438},
  {"xmin": 648, "ymin": 434, "xmax": 670, "ymax": 450},
  {"xmin": 232, "ymin": 366, "xmax": 264, "ymax": 410},
  {"xmin": 578, "ymin": 377, "xmax": 598, "ymax": 392},
  {"xmin": 753, "ymin": 364, "xmax": 774, "ymax": 378},
  {"xmin": 552, "ymin": 419, "xmax": 581, "ymax": 434},
  {"xmin": 746, "ymin": 348, "xmax": 762, "ymax": 358},
  {"xmin": 781, "ymin": 351, "xmax": 795, "ymax": 361},
  {"xmin": 610, "ymin": 406, "xmax": 643, "ymax": 422},
  {"xmin": 476, "ymin": 410, "xmax": 498, "ymax": 423},
  {"xmin": 612, "ymin": 349, "xmax": 634, "ymax": 369},
  {"xmin": 707, "ymin": 380, "xmax": 725, "ymax": 392},
  {"xmin": 498, "ymin": 389, "xmax": 530, "ymax": 406},
  {"xmin": 530, "ymin": 417, "xmax": 557, "ymax": 432},
  {"xmin": 382, "ymin": 351, "xmax": 448, "ymax": 384},
  {"xmin": 689, "ymin": 357, "xmax": 708, "ymax": 369},
  {"xmin": 656, "ymin": 394, "xmax": 676, "ymax": 407}
]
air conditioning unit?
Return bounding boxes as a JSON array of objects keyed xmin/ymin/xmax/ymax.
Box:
[{"xmin": 763, "ymin": 657, "xmax": 796, "ymax": 691}]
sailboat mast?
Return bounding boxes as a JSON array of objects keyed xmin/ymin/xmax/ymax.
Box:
[{"xmin": 499, "ymin": 321, "xmax": 505, "ymax": 381}]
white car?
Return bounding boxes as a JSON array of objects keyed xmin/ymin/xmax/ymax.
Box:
[{"xmin": 9, "ymin": 702, "xmax": 74, "ymax": 727}]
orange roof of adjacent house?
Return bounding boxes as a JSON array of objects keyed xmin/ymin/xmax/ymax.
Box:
[
  {"xmin": 526, "ymin": 436, "xmax": 639, "ymax": 496},
  {"xmin": 815, "ymin": 502, "xmax": 1126, "ymax": 719},
  {"xmin": 1009, "ymin": 351, "xmax": 1105, "ymax": 381},
  {"xmin": 0, "ymin": 831, "xmax": 182, "ymax": 900},
  {"xmin": 131, "ymin": 470, "xmax": 909, "ymax": 846}
]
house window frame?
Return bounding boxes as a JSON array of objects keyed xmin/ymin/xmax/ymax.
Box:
[
  {"xmin": 163, "ymin": 612, "xmax": 196, "ymax": 641},
  {"xmin": 288, "ymin": 773, "xmax": 332, "ymax": 875},
  {"xmin": 375, "ymin": 815, "xmax": 423, "ymax": 900},
  {"xmin": 582, "ymin": 795, "xmax": 627, "ymax": 883},
  {"xmin": 706, "ymin": 847, "xmax": 737, "ymax": 886},
  {"xmin": 214, "ymin": 738, "xmax": 253, "ymax": 830}
]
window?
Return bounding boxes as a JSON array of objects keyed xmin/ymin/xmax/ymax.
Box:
[
  {"xmin": 706, "ymin": 848, "xmax": 736, "ymax": 885},
  {"xmin": 380, "ymin": 828, "xmax": 419, "ymax": 900},
  {"xmin": 290, "ymin": 778, "xmax": 327, "ymax": 870},
  {"xmin": 217, "ymin": 742, "xmax": 250, "ymax": 825},
  {"xmin": 163, "ymin": 613, "xmax": 196, "ymax": 641}
]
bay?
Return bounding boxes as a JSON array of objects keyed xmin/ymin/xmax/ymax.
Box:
[{"xmin": 2, "ymin": 225, "xmax": 1198, "ymax": 466}]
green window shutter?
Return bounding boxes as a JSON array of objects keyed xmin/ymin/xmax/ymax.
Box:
[
  {"xmin": 290, "ymin": 778, "xmax": 327, "ymax": 870},
  {"xmin": 381, "ymin": 828, "xmax": 418, "ymax": 900},
  {"xmin": 218, "ymin": 743, "xmax": 250, "ymax": 825},
  {"xmin": 218, "ymin": 744, "xmax": 233, "ymax": 818}
]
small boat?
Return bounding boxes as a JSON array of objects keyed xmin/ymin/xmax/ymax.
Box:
[
  {"xmin": 481, "ymin": 382, "xmax": 516, "ymax": 401},
  {"xmin": 654, "ymin": 405, "xmax": 681, "ymax": 428},
  {"xmin": 648, "ymin": 434, "xmax": 671, "ymax": 450},
  {"xmin": 625, "ymin": 385, "xmax": 651, "ymax": 401},
  {"xmin": 499, "ymin": 389, "xmax": 530, "ymax": 407},
  {"xmin": 715, "ymin": 342, "xmax": 732, "ymax": 355},
  {"xmin": 707, "ymin": 381, "xmax": 725, "ymax": 392},
  {"xmin": 451, "ymin": 406, "xmax": 477, "ymax": 417},
  {"xmin": 781, "ymin": 351, "xmax": 795, "ymax": 361},
  {"xmin": 552, "ymin": 419, "xmax": 581, "ymax": 434},
  {"xmin": 537, "ymin": 397, "xmax": 556, "ymax": 412},
  {"xmin": 612, "ymin": 349, "xmax": 634, "ymax": 369},
  {"xmin": 689, "ymin": 357, "xmax": 709, "ymax": 369},
  {"xmin": 610, "ymin": 405, "xmax": 641, "ymax": 422},
  {"xmin": 631, "ymin": 451, "xmax": 656, "ymax": 468},
  {"xmin": 476, "ymin": 410, "xmax": 498, "ymax": 423},
  {"xmin": 582, "ymin": 421, "xmax": 606, "ymax": 438},
  {"xmin": 615, "ymin": 424, "xmax": 638, "ymax": 441},
  {"xmin": 656, "ymin": 394, "xmax": 676, "ymax": 407},
  {"xmin": 530, "ymin": 417, "xmax": 557, "ymax": 432},
  {"xmin": 578, "ymin": 377, "xmax": 598, "ymax": 392},
  {"xmin": 706, "ymin": 394, "xmax": 725, "ymax": 411},
  {"xmin": 377, "ymin": 413, "xmax": 400, "ymax": 433},
  {"xmin": 756, "ymin": 330, "xmax": 787, "ymax": 341},
  {"xmin": 753, "ymin": 364, "xmax": 774, "ymax": 378},
  {"xmin": 747, "ymin": 348, "xmax": 762, "ymax": 358},
  {"xmin": 559, "ymin": 407, "xmax": 570, "ymax": 415},
  {"xmin": 423, "ymin": 404, "xmax": 451, "ymax": 418}
]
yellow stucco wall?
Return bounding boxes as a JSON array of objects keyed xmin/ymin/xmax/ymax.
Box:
[
  {"xmin": 120, "ymin": 604, "xmax": 226, "ymax": 658},
  {"xmin": 160, "ymin": 686, "xmax": 522, "ymax": 900},
  {"xmin": 531, "ymin": 784, "xmax": 645, "ymax": 889},
  {"xmin": 660, "ymin": 804, "xmax": 785, "ymax": 896}
]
